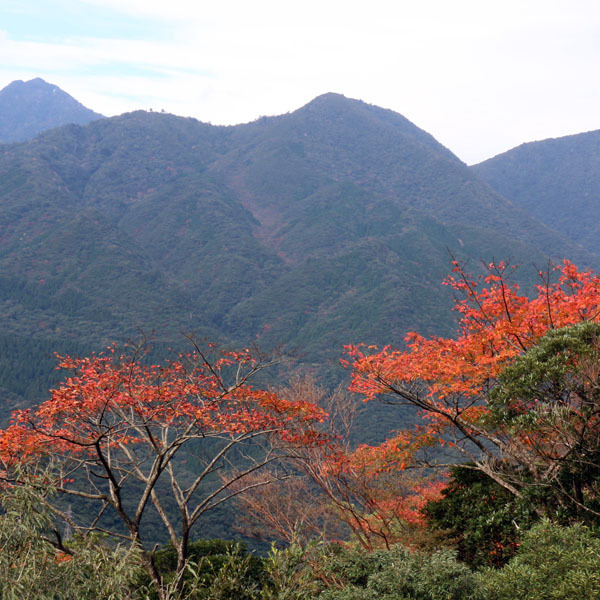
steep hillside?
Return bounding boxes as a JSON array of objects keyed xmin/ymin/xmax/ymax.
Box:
[
  {"xmin": 208, "ymin": 94, "xmax": 597, "ymax": 353},
  {"xmin": 0, "ymin": 78, "xmax": 103, "ymax": 143},
  {"xmin": 0, "ymin": 93, "xmax": 596, "ymax": 411},
  {"xmin": 473, "ymin": 130, "xmax": 600, "ymax": 256}
]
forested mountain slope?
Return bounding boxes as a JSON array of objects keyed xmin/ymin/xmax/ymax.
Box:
[
  {"xmin": 0, "ymin": 78, "xmax": 103, "ymax": 143},
  {"xmin": 0, "ymin": 91, "xmax": 596, "ymax": 411},
  {"xmin": 472, "ymin": 130, "xmax": 600, "ymax": 256}
]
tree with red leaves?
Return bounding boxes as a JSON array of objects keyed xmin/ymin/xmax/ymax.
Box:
[
  {"xmin": 346, "ymin": 260, "xmax": 600, "ymax": 520},
  {"xmin": 0, "ymin": 343, "xmax": 327, "ymax": 599},
  {"xmin": 235, "ymin": 376, "xmax": 444, "ymax": 552}
]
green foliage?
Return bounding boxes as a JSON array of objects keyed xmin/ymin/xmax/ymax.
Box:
[
  {"xmin": 424, "ymin": 466, "xmax": 538, "ymax": 567},
  {"xmin": 188, "ymin": 548, "xmax": 259, "ymax": 600},
  {"xmin": 317, "ymin": 544, "xmax": 482, "ymax": 600},
  {"xmin": 144, "ymin": 539, "xmax": 322, "ymax": 600},
  {"xmin": 0, "ymin": 471, "xmax": 139, "ymax": 599},
  {"xmin": 5, "ymin": 470, "xmax": 600, "ymax": 600},
  {"xmin": 260, "ymin": 541, "xmax": 322, "ymax": 600},
  {"xmin": 489, "ymin": 321, "xmax": 600, "ymax": 424},
  {"xmin": 139, "ymin": 540, "xmax": 263, "ymax": 600},
  {"xmin": 141, "ymin": 538, "xmax": 320, "ymax": 600},
  {"xmin": 488, "ymin": 322, "xmax": 600, "ymax": 519},
  {"xmin": 477, "ymin": 520, "xmax": 600, "ymax": 600},
  {"xmin": 0, "ymin": 333, "xmax": 93, "ymax": 422}
]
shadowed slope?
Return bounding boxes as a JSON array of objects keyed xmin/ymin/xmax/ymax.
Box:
[{"xmin": 473, "ymin": 130, "xmax": 600, "ymax": 256}]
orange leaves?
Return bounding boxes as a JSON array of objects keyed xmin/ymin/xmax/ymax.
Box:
[
  {"xmin": 0, "ymin": 346, "xmax": 327, "ymax": 467},
  {"xmin": 0, "ymin": 423, "xmax": 46, "ymax": 467},
  {"xmin": 348, "ymin": 260, "xmax": 600, "ymax": 403},
  {"xmin": 342, "ymin": 260, "xmax": 600, "ymax": 511},
  {"xmin": 346, "ymin": 429, "xmax": 436, "ymax": 476},
  {"xmin": 371, "ymin": 479, "xmax": 446, "ymax": 527},
  {"xmin": 308, "ymin": 426, "xmax": 447, "ymax": 550},
  {"xmin": 0, "ymin": 346, "xmax": 332, "ymax": 595},
  {"xmin": 55, "ymin": 552, "xmax": 73, "ymax": 565}
]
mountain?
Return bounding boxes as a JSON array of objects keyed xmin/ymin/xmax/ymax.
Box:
[
  {"xmin": 0, "ymin": 92, "xmax": 597, "ymax": 414},
  {"xmin": 0, "ymin": 78, "xmax": 103, "ymax": 143},
  {"xmin": 472, "ymin": 130, "xmax": 600, "ymax": 256}
]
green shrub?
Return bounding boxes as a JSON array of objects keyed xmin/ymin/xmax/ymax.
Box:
[
  {"xmin": 0, "ymin": 473, "xmax": 139, "ymax": 599},
  {"xmin": 260, "ymin": 541, "xmax": 322, "ymax": 600},
  {"xmin": 478, "ymin": 520, "xmax": 600, "ymax": 600},
  {"xmin": 318, "ymin": 544, "xmax": 482, "ymax": 600},
  {"xmin": 139, "ymin": 539, "xmax": 264, "ymax": 599}
]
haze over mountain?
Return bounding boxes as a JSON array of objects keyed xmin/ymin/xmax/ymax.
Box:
[
  {"xmin": 473, "ymin": 130, "xmax": 600, "ymax": 257},
  {"xmin": 0, "ymin": 78, "xmax": 103, "ymax": 143},
  {"xmin": 0, "ymin": 82, "xmax": 597, "ymax": 414}
]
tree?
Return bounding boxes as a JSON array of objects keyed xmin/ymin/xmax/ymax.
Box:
[
  {"xmin": 0, "ymin": 343, "xmax": 327, "ymax": 599},
  {"xmin": 235, "ymin": 376, "xmax": 443, "ymax": 552},
  {"xmin": 315, "ymin": 543, "xmax": 482, "ymax": 600},
  {"xmin": 488, "ymin": 320, "xmax": 600, "ymax": 518},
  {"xmin": 346, "ymin": 260, "xmax": 600, "ymax": 518},
  {"xmin": 424, "ymin": 466, "xmax": 538, "ymax": 567}
]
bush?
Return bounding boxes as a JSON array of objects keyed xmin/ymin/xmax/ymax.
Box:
[
  {"xmin": 260, "ymin": 541, "xmax": 322, "ymax": 600},
  {"xmin": 0, "ymin": 473, "xmax": 139, "ymax": 599},
  {"xmin": 140, "ymin": 539, "xmax": 263, "ymax": 599},
  {"xmin": 478, "ymin": 520, "xmax": 600, "ymax": 600},
  {"xmin": 318, "ymin": 544, "xmax": 483, "ymax": 600}
]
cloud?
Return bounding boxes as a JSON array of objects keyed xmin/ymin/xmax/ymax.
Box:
[{"xmin": 1, "ymin": 0, "xmax": 600, "ymax": 162}]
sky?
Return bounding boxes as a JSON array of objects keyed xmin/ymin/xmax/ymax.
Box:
[{"xmin": 1, "ymin": 0, "xmax": 599, "ymax": 164}]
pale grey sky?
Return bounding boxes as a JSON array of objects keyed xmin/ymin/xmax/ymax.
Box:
[{"xmin": 1, "ymin": 0, "xmax": 599, "ymax": 163}]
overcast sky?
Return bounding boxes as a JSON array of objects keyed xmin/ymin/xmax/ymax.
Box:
[{"xmin": 1, "ymin": 0, "xmax": 599, "ymax": 164}]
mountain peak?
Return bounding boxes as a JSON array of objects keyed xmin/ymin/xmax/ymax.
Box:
[
  {"xmin": 0, "ymin": 77, "xmax": 103, "ymax": 143},
  {"xmin": 287, "ymin": 92, "xmax": 456, "ymax": 162},
  {"xmin": 300, "ymin": 92, "xmax": 369, "ymax": 114},
  {"xmin": 307, "ymin": 91, "xmax": 352, "ymax": 104},
  {"xmin": 11, "ymin": 77, "xmax": 50, "ymax": 86}
]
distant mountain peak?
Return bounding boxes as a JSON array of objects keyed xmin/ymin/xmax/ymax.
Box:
[
  {"xmin": 286, "ymin": 92, "xmax": 457, "ymax": 163},
  {"xmin": 473, "ymin": 129, "xmax": 600, "ymax": 259},
  {"xmin": 307, "ymin": 91, "xmax": 352, "ymax": 104},
  {"xmin": 300, "ymin": 92, "xmax": 370, "ymax": 113},
  {"xmin": 0, "ymin": 77, "xmax": 103, "ymax": 143},
  {"xmin": 10, "ymin": 77, "xmax": 51, "ymax": 87}
]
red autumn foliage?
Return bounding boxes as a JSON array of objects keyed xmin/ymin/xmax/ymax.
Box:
[
  {"xmin": 311, "ymin": 442, "xmax": 445, "ymax": 550},
  {"xmin": 236, "ymin": 376, "xmax": 444, "ymax": 552},
  {"xmin": 345, "ymin": 260, "xmax": 600, "ymax": 505},
  {"xmin": 2, "ymin": 348, "xmax": 325, "ymax": 462},
  {"xmin": 348, "ymin": 260, "xmax": 600, "ymax": 402},
  {"xmin": 0, "ymin": 344, "xmax": 327, "ymax": 599}
]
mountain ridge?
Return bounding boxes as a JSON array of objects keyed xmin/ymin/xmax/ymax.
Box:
[
  {"xmin": 1, "ymin": 83, "xmax": 598, "ymax": 412},
  {"xmin": 473, "ymin": 129, "xmax": 600, "ymax": 256},
  {"xmin": 0, "ymin": 77, "xmax": 103, "ymax": 144}
]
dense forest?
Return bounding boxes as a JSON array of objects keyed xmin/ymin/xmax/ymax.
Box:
[
  {"xmin": 2, "ymin": 79, "xmax": 600, "ymax": 598},
  {"xmin": 1, "ymin": 83, "xmax": 596, "ymax": 412}
]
